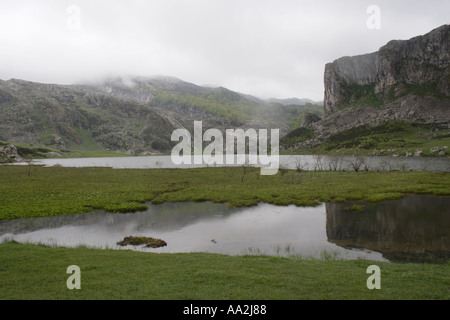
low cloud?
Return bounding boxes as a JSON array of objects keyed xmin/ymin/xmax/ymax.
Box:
[{"xmin": 0, "ymin": 0, "xmax": 448, "ymax": 101}]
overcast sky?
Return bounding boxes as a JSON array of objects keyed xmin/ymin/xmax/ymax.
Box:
[{"xmin": 0, "ymin": 0, "xmax": 448, "ymax": 101}]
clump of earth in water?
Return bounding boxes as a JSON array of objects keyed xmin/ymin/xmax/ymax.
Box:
[{"xmin": 117, "ymin": 236, "xmax": 167, "ymax": 248}]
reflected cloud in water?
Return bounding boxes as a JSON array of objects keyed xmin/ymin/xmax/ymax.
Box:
[{"xmin": 1, "ymin": 196, "xmax": 448, "ymax": 263}]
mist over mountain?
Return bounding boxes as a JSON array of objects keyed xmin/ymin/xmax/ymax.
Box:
[
  {"xmin": 0, "ymin": 76, "xmax": 321, "ymax": 155},
  {"xmin": 267, "ymin": 98, "xmax": 320, "ymax": 106}
]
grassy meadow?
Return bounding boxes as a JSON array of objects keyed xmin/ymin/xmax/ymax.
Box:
[
  {"xmin": 0, "ymin": 165, "xmax": 449, "ymax": 220},
  {"xmin": 0, "ymin": 241, "xmax": 449, "ymax": 300},
  {"xmin": 0, "ymin": 165, "xmax": 449, "ymax": 300}
]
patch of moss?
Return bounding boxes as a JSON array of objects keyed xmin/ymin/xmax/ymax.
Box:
[
  {"xmin": 385, "ymin": 81, "xmax": 448, "ymax": 102},
  {"xmin": 339, "ymin": 82, "xmax": 383, "ymax": 109},
  {"xmin": 405, "ymin": 82, "xmax": 448, "ymax": 100}
]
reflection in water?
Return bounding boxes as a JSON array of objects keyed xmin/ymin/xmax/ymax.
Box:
[
  {"xmin": 0, "ymin": 196, "xmax": 448, "ymax": 263},
  {"xmin": 0, "ymin": 202, "xmax": 239, "ymax": 235},
  {"xmin": 0, "ymin": 202, "xmax": 385, "ymax": 261},
  {"xmin": 326, "ymin": 195, "xmax": 450, "ymax": 263}
]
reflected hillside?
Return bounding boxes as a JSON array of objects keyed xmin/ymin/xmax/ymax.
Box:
[
  {"xmin": 326, "ymin": 195, "xmax": 450, "ymax": 263},
  {"xmin": 0, "ymin": 202, "xmax": 240, "ymax": 235}
]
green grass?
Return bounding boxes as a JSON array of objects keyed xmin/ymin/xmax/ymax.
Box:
[
  {"xmin": 69, "ymin": 128, "xmax": 101, "ymax": 151},
  {"xmin": 0, "ymin": 166, "xmax": 449, "ymax": 220},
  {"xmin": 0, "ymin": 140, "xmax": 133, "ymax": 159},
  {"xmin": 0, "ymin": 156, "xmax": 14, "ymax": 164},
  {"xmin": 394, "ymin": 81, "xmax": 448, "ymax": 101},
  {"xmin": 339, "ymin": 82, "xmax": 383, "ymax": 110},
  {"xmin": 0, "ymin": 166, "xmax": 448, "ymax": 300},
  {"xmin": 149, "ymin": 88, "xmax": 322, "ymax": 126},
  {"xmin": 0, "ymin": 241, "xmax": 448, "ymax": 300},
  {"xmin": 0, "ymin": 140, "xmax": 63, "ymax": 159},
  {"xmin": 280, "ymin": 127, "xmax": 314, "ymax": 148}
]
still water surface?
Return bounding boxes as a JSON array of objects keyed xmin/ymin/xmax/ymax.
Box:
[
  {"xmin": 1, "ymin": 195, "xmax": 448, "ymax": 263},
  {"xmin": 30, "ymin": 155, "xmax": 450, "ymax": 172}
]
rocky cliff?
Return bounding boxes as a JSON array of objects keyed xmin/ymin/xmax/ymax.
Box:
[
  {"xmin": 324, "ymin": 24, "xmax": 449, "ymax": 115},
  {"xmin": 317, "ymin": 24, "xmax": 450, "ymax": 141}
]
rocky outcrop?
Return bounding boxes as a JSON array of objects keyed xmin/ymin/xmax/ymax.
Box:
[
  {"xmin": 285, "ymin": 24, "xmax": 449, "ymax": 148},
  {"xmin": 324, "ymin": 25, "xmax": 449, "ymax": 117},
  {"xmin": 282, "ymin": 25, "xmax": 449, "ymax": 151},
  {"xmin": 0, "ymin": 144, "xmax": 23, "ymax": 162},
  {"xmin": 324, "ymin": 52, "xmax": 379, "ymax": 115},
  {"xmin": 301, "ymin": 113, "xmax": 321, "ymax": 128}
]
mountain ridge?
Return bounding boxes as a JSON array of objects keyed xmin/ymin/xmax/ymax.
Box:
[{"xmin": 0, "ymin": 76, "xmax": 321, "ymax": 155}]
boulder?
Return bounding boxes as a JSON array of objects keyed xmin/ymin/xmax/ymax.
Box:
[
  {"xmin": 302, "ymin": 113, "xmax": 321, "ymax": 128},
  {"xmin": 430, "ymin": 146, "xmax": 448, "ymax": 153},
  {"xmin": 413, "ymin": 150, "xmax": 423, "ymax": 157},
  {"xmin": 0, "ymin": 144, "xmax": 23, "ymax": 161}
]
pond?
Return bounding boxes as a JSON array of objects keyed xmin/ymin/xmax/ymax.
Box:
[
  {"xmin": 1, "ymin": 195, "xmax": 448, "ymax": 263},
  {"xmin": 26, "ymin": 155, "xmax": 450, "ymax": 172}
]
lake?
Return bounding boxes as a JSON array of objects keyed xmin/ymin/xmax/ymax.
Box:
[
  {"xmin": 27, "ymin": 155, "xmax": 450, "ymax": 172},
  {"xmin": 1, "ymin": 195, "xmax": 448, "ymax": 263}
]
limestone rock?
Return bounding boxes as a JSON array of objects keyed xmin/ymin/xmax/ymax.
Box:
[
  {"xmin": 0, "ymin": 144, "xmax": 23, "ymax": 161},
  {"xmin": 302, "ymin": 113, "xmax": 321, "ymax": 128},
  {"xmin": 303, "ymin": 24, "xmax": 450, "ymax": 147},
  {"xmin": 430, "ymin": 146, "xmax": 448, "ymax": 153},
  {"xmin": 324, "ymin": 24, "xmax": 449, "ymax": 117},
  {"xmin": 414, "ymin": 150, "xmax": 423, "ymax": 157}
]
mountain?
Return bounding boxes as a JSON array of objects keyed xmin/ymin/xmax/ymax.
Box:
[
  {"xmin": 81, "ymin": 76, "xmax": 321, "ymax": 125},
  {"xmin": 80, "ymin": 75, "xmax": 211, "ymax": 103},
  {"xmin": 282, "ymin": 24, "xmax": 450, "ymax": 155},
  {"xmin": 267, "ymin": 98, "xmax": 319, "ymax": 106},
  {"xmin": 0, "ymin": 76, "xmax": 320, "ymax": 155},
  {"xmin": 0, "ymin": 78, "xmax": 182, "ymax": 154}
]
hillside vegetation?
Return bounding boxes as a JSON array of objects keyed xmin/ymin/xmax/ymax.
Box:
[
  {"xmin": 281, "ymin": 120, "xmax": 450, "ymax": 157},
  {"xmin": 0, "ymin": 77, "xmax": 321, "ymax": 155}
]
